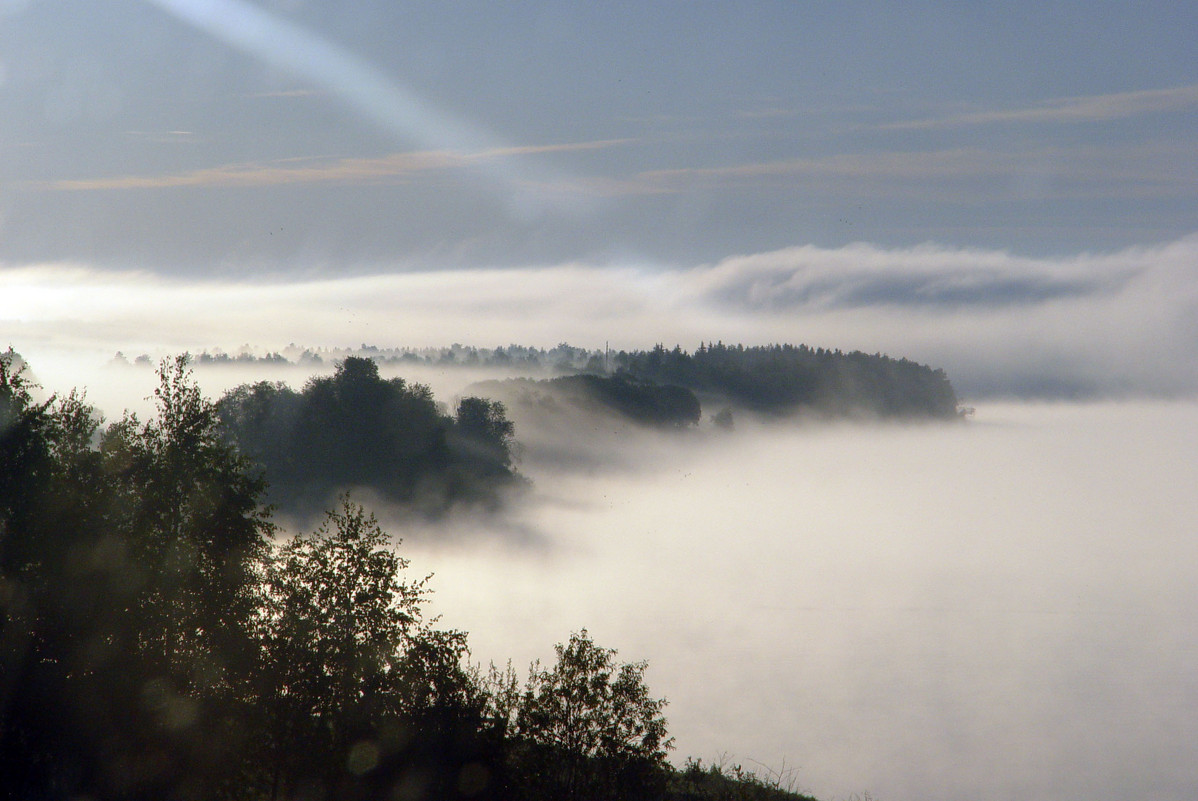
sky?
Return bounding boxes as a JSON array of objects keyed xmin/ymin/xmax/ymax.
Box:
[
  {"xmin": 2, "ymin": 0, "xmax": 1196, "ymax": 400},
  {"xmin": 1, "ymin": 0, "xmax": 1195, "ymax": 273}
]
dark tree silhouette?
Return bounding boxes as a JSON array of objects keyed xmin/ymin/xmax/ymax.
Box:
[
  {"xmin": 506, "ymin": 630, "xmax": 673, "ymax": 801},
  {"xmin": 217, "ymin": 357, "xmax": 523, "ymax": 520},
  {"xmin": 451, "ymin": 397, "xmax": 517, "ymax": 477},
  {"xmin": 2, "ymin": 351, "xmax": 834, "ymax": 801},
  {"xmin": 1, "ymin": 354, "xmax": 272, "ymax": 800},
  {"xmin": 613, "ymin": 342, "xmax": 961, "ymax": 419},
  {"xmin": 257, "ymin": 498, "xmax": 491, "ymax": 800},
  {"xmin": 468, "ymin": 374, "xmax": 703, "ymax": 430}
]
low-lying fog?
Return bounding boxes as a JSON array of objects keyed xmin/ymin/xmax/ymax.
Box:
[
  {"xmin": 8, "ymin": 345, "xmax": 1197, "ymax": 800},
  {"xmin": 10, "ymin": 352, "xmax": 1197, "ymax": 800},
  {"xmin": 392, "ymin": 400, "xmax": 1195, "ymax": 801}
]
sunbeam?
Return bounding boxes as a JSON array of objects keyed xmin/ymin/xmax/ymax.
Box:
[{"xmin": 141, "ymin": 0, "xmax": 584, "ymax": 217}]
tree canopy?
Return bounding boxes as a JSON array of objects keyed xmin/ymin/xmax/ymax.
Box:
[
  {"xmin": 257, "ymin": 498, "xmax": 487, "ymax": 800},
  {"xmin": 510, "ymin": 630, "xmax": 673, "ymax": 801},
  {"xmin": 216, "ymin": 356, "xmax": 523, "ymax": 520},
  {"xmin": 467, "ymin": 374, "xmax": 703, "ymax": 430},
  {"xmin": 613, "ymin": 342, "xmax": 961, "ymax": 419},
  {"xmin": 1, "ymin": 350, "xmax": 825, "ymax": 801},
  {"xmin": 1, "ymin": 353, "xmax": 273, "ymax": 799}
]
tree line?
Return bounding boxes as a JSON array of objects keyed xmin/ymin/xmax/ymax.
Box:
[
  {"xmin": 469, "ymin": 344, "xmax": 960, "ymax": 434},
  {"xmin": 216, "ymin": 357, "xmax": 523, "ymax": 521},
  {"xmin": 109, "ymin": 343, "xmax": 607, "ymax": 373},
  {"xmin": 1, "ymin": 352, "xmax": 818, "ymax": 801},
  {"xmin": 613, "ymin": 342, "xmax": 961, "ymax": 419},
  {"xmin": 111, "ymin": 340, "xmax": 964, "ymax": 423}
]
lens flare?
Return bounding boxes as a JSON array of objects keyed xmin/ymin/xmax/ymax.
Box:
[{"xmin": 142, "ymin": 0, "xmax": 581, "ymax": 217}]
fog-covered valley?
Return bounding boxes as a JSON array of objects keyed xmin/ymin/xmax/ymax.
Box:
[
  {"xmin": 11, "ymin": 348, "xmax": 1196, "ymax": 801},
  {"xmin": 4, "ymin": 120, "xmax": 1195, "ymax": 801},
  {"xmin": 5, "ymin": 2, "xmax": 1197, "ymax": 797},
  {"xmin": 408, "ymin": 399, "xmax": 1198, "ymax": 801}
]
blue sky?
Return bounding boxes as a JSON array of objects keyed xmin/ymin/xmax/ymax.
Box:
[
  {"xmin": 2, "ymin": 0, "xmax": 1195, "ymax": 273},
  {"xmin": 2, "ymin": 1, "xmax": 1197, "ymax": 399}
]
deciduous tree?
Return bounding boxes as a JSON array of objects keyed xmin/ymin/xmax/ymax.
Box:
[
  {"xmin": 258, "ymin": 498, "xmax": 488, "ymax": 800},
  {"xmin": 513, "ymin": 630, "xmax": 673, "ymax": 801}
]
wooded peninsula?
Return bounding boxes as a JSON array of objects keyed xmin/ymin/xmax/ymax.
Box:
[{"xmin": 2, "ymin": 342, "xmax": 959, "ymax": 800}]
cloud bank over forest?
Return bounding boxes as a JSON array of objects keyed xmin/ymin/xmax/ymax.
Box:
[
  {"xmin": 413, "ymin": 399, "xmax": 1198, "ymax": 801},
  {"xmin": 3, "ymin": 235, "xmax": 1196, "ymax": 401}
]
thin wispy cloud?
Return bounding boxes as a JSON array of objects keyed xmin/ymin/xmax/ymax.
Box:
[
  {"xmin": 623, "ymin": 142, "xmax": 1197, "ymax": 200},
  {"xmin": 240, "ymin": 88, "xmax": 321, "ymax": 99},
  {"xmin": 884, "ymin": 84, "xmax": 1198, "ymax": 130},
  {"xmin": 123, "ymin": 130, "xmax": 200, "ymax": 144},
  {"xmin": 37, "ymin": 139, "xmax": 634, "ymax": 191}
]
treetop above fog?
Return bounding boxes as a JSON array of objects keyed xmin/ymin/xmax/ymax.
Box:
[
  {"xmin": 613, "ymin": 342, "xmax": 960, "ymax": 419},
  {"xmin": 216, "ymin": 356, "xmax": 523, "ymax": 521},
  {"xmin": 183, "ymin": 342, "xmax": 962, "ymax": 518},
  {"xmin": 113, "ymin": 339, "xmax": 960, "ymax": 419},
  {"xmin": 2, "ymin": 348, "xmax": 848, "ymax": 800}
]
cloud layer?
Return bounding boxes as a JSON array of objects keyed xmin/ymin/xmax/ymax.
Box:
[
  {"xmin": 39, "ymin": 140, "xmax": 633, "ymax": 192},
  {"xmin": 3, "ymin": 235, "xmax": 1196, "ymax": 401},
  {"xmin": 885, "ymin": 83, "xmax": 1198, "ymax": 129}
]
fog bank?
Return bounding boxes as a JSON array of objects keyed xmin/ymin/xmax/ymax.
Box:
[
  {"xmin": 5, "ymin": 340, "xmax": 1194, "ymax": 800},
  {"xmin": 403, "ymin": 401, "xmax": 1198, "ymax": 801},
  {"xmin": 4, "ymin": 234, "xmax": 1197, "ymax": 402}
]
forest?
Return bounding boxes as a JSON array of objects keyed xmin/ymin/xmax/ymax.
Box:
[
  {"xmin": 115, "ymin": 341, "xmax": 961, "ymax": 421},
  {"xmin": 612, "ymin": 343, "xmax": 961, "ymax": 419},
  {"xmin": 467, "ymin": 374, "xmax": 704, "ymax": 431},
  {"xmin": 1, "ymin": 350, "xmax": 824, "ymax": 801},
  {"xmin": 2, "ymin": 344, "xmax": 960, "ymax": 799},
  {"xmin": 215, "ymin": 357, "xmax": 524, "ymax": 521},
  {"xmin": 204, "ymin": 342, "xmax": 958, "ymax": 521}
]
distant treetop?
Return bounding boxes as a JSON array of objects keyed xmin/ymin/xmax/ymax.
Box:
[{"xmin": 110, "ymin": 340, "xmax": 961, "ymax": 422}]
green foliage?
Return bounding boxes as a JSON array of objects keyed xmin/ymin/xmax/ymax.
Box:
[
  {"xmin": 259, "ymin": 499, "xmax": 426, "ymax": 773},
  {"xmin": 615, "ymin": 342, "xmax": 961, "ymax": 419},
  {"xmin": 217, "ymin": 357, "xmax": 523, "ymax": 520},
  {"xmin": 556, "ymin": 374, "xmax": 702, "ymax": 428},
  {"xmin": 474, "ymin": 342, "xmax": 957, "ymax": 430},
  {"xmin": 0, "ymin": 356, "xmax": 501, "ymax": 801},
  {"xmin": 517, "ymin": 630, "xmax": 672, "ymax": 762},
  {"xmin": 507, "ymin": 630, "xmax": 673, "ymax": 801},
  {"xmin": 3, "ymin": 352, "xmax": 826, "ymax": 801},
  {"xmin": 451, "ymin": 397, "xmax": 517, "ymax": 475},
  {"xmin": 470, "ymin": 374, "xmax": 703, "ymax": 430},
  {"xmin": 256, "ymin": 498, "xmax": 487, "ymax": 800},
  {"xmin": 1, "ymin": 354, "xmax": 273, "ymax": 800},
  {"xmin": 116, "ymin": 357, "xmax": 272, "ymax": 679},
  {"xmin": 0, "ymin": 348, "xmax": 53, "ymax": 567}
]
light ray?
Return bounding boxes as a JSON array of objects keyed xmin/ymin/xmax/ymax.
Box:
[{"xmin": 141, "ymin": 0, "xmax": 585, "ymax": 217}]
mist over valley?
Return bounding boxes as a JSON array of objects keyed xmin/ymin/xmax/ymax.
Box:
[
  {"xmin": 3, "ymin": 1, "xmax": 1196, "ymax": 797},
  {"xmin": 6, "ymin": 340, "xmax": 1195, "ymax": 800}
]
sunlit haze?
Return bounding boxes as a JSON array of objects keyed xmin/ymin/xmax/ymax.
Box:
[{"xmin": 2, "ymin": 2, "xmax": 1196, "ymax": 799}]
